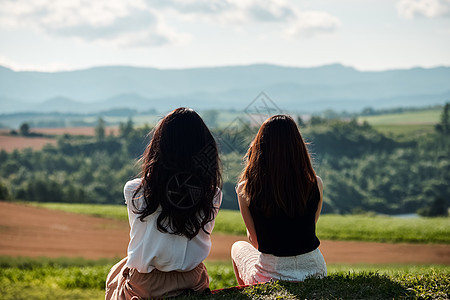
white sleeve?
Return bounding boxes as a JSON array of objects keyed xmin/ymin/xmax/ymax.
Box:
[{"xmin": 123, "ymin": 178, "xmax": 142, "ymax": 205}]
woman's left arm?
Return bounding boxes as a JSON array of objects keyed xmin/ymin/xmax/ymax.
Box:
[
  {"xmin": 315, "ymin": 176, "xmax": 324, "ymax": 223},
  {"xmin": 236, "ymin": 183, "xmax": 258, "ymax": 249}
]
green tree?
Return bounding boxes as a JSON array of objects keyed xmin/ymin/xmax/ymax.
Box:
[
  {"xmin": 95, "ymin": 118, "xmax": 105, "ymax": 141},
  {"xmin": 441, "ymin": 103, "xmax": 449, "ymax": 134},
  {"xmin": 361, "ymin": 107, "xmax": 376, "ymax": 116},
  {"xmin": 309, "ymin": 116, "xmax": 326, "ymax": 126},
  {"xmin": 19, "ymin": 123, "xmax": 30, "ymax": 136},
  {"xmin": 119, "ymin": 117, "xmax": 134, "ymax": 138},
  {"xmin": 297, "ymin": 115, "xmax": 305, "ymax": 127},
  {"xmin": 323, "ymin": 109, "xmax": 340, "ymax": 119},
  {"xmin": 417, "ymin": 197, "xmax": 448, "ymax": 217},
  {"xmin": 0, "ymin": 180, "xmax": 9, "ymax": 200},
  {"xmin": 436, "ymin": 103, "xmax": 450, "ymax": 134}
]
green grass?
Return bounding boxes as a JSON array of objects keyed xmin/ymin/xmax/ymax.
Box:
[
  {"xmin": 0, "ymin": 257, "xmax": 115, "ymax": 300},
  {"xmin": 214, "ymin": 211, "xmax": 450, "ymax": 244},
  {"xmin": 28, "ymin": 202, "xmax": 129, "ymax": 221},
  {"xmin": 358, "ymin": 109, "xmax": 441, "ymax": 126},
  {"xmin": 0, "ymin": 257, "xmax": 448, "ymax": 300},
  {"xmin": 193, "ymin": 268, "xmax": 449, "ymax": 300},
  {"xmin": 371, "ymin": 123, "xmax": 435, "ymax": 136},
  {"xmin": 358, "ymin": 109, "xmax": 440, "ymax": 137},
  {"xmin": 28, "ymin": 203, "xmax": 450, "ymax": 244},
  {"xmin": 316, "ymin": 215, "xmax": 450, "ymax": 244},
  {"xmin": 214, "ymin": 209, "xmax": 246, "ymax": 236}
]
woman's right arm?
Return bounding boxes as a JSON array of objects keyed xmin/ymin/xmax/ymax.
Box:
[
  {"xmin": 315, "ymin": 176, "xmax": 324, "ymax": 223},
  {"xmin": 236, "ymin": 183, "xmax": 258, "ymax": 249}
]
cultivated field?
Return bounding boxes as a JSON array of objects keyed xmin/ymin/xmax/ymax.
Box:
[
  {"xmin": 29, "ymin": 127, "xmax": 120, "ymax": 136},
  {"xmin": 29, "ymin": 202, "xmax": 450, "ymax": 244},
  {"xmin": 0, "ymin": 107, "xmax": 447, "ymax": 299},
  {"xmin": 0, "ymin": 126, "xmax": 119, "ymax": 152},
  {"xmin": 0, "ymin": 201, "xmax": 449, "ymax": 300},
  {"xmin": 0, "ymin": 135, "xmax": 57, "ymax": 152},
  {"xmin": 1, "ymin": 202, "xmax": 449, "ymax": 264},
  {"xmin": 0, "ymin": 108, "xmax": 442, "ymax": 152}
]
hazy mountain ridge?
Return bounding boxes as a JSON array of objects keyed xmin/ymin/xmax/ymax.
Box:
[{"xmin": 1, "ymin": 64, "xmax": 449, "ymax": 113}]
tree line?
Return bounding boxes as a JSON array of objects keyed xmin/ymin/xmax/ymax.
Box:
[{"xmin": 0, "ymin": 105, "xmax": 449, "ymax": 216}]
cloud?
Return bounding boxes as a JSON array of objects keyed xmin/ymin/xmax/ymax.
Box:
[
  {"xmin": 0, "ymin": 54, "xmax": 72, "ymax": 72},
  {"xmin": 147, "ymin": 0, "xmax": 236, "ymax": 15},
  {"xmin": 0, "ymin": 0, "xmax": 185, "ymax": 46},
  {"xmin": 145, "ymin": 0, "xmax": 340, "ymax": 37},
  {"xmin": 0, "ymin": 0, "xmax": 340, "ymax": 47},
  {"xmin": 286, "ymin": 11, "xmax": 341, "ymax": 37},
  {"xmin": 397, "ymin": 0, "xmax": 450, "ymax": 19},
  {"xmin": 246, "ymin": 2, "xmax": 296, "ymax": 22}
]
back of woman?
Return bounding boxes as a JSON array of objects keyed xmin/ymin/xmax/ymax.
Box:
[
  {"xmin": 248, "ymin": 182, "xmax": 320, "ymax": 256},
  {"xmin": 231, "ymin": 115, "xmax": 326, "ymax": 285},
  {"xmin": 106, "ymin": 108, "xmax": 222, "ymax": 299}
]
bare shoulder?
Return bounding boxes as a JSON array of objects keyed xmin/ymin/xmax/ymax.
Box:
[
  {"xmin": 316, "ymin": 175, "xmax": 323, "ymax": 185},
  {"xmin": 236, "ymin": 181, "xmax": 250, "ymax": 205},
  {"xmin": 316, "ymin": 176, "xmax": 323, "ymax": 191},
  {"xmin": 235, "ymin": 181, "xmax": 245, "ymax": 194}
]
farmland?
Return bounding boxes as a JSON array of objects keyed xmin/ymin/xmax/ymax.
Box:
[
  {"xmin": 0, "ymin": 106, "xmax": 448, "ymax": 299},
  {"xmin": 0, "ymin": 126, "xmax": 119, "ymax": 152},
  {"xmin": 28, "ymin": 127, "xmax": 120, "ymax": 136},
  {"xmin": 358, "ymin": 109, "xmax": 440, "ymax": 125},
  {"xmin": 29, "ymin": 202, "xmax": 450, "ymax": 244},
  {"xmin": 0, "ymin": 201, "xmax": 449, "ymax": 299},
  {"xmin": 0, "ymin": 135, "xmax": 57, "ymax": 152},
  {"xmin": 3, "ymin": 202, "xmax": 449, "ymax": 263},
  {"xmin": 357, "ymin": 108, "xmax": 440, "ymax": 136},
  {"xmin": 0, "ymin": 107, "xmax": 442, "ymax": 152}
]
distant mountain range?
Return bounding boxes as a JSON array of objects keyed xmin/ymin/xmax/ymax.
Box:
[{"xmin": 1, "ymin": 64, "xmax": 449, "ymax": 114}]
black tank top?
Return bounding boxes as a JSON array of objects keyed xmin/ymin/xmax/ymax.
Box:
[{"xmin": 249, "ymin": 183, "xmax": 320, "ymax": 257}]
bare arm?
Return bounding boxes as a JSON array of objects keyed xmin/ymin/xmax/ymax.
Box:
[
  {"xmin": 236, "ymin": 183, "xmax": 258, "ymax": 248},
  {"xmin": 315, "ymin": 176, "xmax": 324, "ymax": 223}
]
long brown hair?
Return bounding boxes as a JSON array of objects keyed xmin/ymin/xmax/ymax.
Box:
[
  {"xmin": 239, "ymin": 115, "xmax": 316, "ymax": 217},
  {"xmin": 133, "ymin": 107, "xmax": 222, "ymax": 239}
]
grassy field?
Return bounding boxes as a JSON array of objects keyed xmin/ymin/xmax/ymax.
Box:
[
  {"xmin": 316, "ymin": 214, "xmax": 449, "ymax": 244},
  {"xmin": 357, "ymin": 108, "xmax": 440, "ymax": 136},
  {"xmin": 370, "ymin": 123, "xmax": 435, "ymax": 136},
  {"xmin": 28, "ymin": 202, "xmax": 130, "ymax": 221},
  {"xmin": 29, "ymin": 203, "xmax": 450, "ymax": 244},
  {"xmin": 358, "ymin": 109, "xmax": 440, "ymax": 125},
  {"xmin": 216, "ymin": 211, "xmax": 450, "ymax": 244},
  {"xmin": 0, "ymin": 256, "xmax": 448, "ymax": 300}
]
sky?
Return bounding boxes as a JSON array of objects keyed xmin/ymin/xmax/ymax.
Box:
[{"xmin": 0, "ymin": 0, "xmax": 449, "ymax": 72}]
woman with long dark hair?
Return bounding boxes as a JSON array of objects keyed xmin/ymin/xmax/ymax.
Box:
[
  {"xmin": 231, "ymin": 115, "xmax": 326, "ymax": 285},
  {"xmin": 106, "ymin": 108, "xmax": 222, "ymax": 299}
]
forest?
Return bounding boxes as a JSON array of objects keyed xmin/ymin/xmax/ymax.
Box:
[{"xmin": 0, "ymin": 105, "xmax": 449, "ymax": 216}]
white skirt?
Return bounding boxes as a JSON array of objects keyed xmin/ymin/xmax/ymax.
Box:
[{"xmin": 231, "ymin": 241, "xmax": 327, "ymax": 285}]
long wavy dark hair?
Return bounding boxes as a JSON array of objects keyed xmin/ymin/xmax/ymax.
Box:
[
  {"xmin": 133, "ymin": 107, "xmax": 222, "ymax": 239},
  {"xmin": 239, "ymin": 115, "xmax": 317, "ymax": 217}
]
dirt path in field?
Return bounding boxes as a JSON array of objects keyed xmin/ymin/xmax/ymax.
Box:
[{"xmin": 0, "ymin": 202, "xmax": 449, "ymax": 264}]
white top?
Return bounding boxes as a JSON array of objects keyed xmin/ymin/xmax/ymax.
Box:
[{"xmin": 124, "ymin": 178, "xmax": 222, "ymax": 273}]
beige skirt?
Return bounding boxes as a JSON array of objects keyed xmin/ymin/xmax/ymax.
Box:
[{"xmin": 105, "ymin": 257, "xmax": 210, "ymax": 300}]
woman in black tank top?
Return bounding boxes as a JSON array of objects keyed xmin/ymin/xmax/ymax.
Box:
[{"xmin": 231, "ymin": 115, "xmax": 326, "ymax": 285}]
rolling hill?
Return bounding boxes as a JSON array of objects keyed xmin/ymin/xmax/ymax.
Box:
[{"xmin": 0, "ymin": 64, "xmax": 449, "ymax": 113}]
